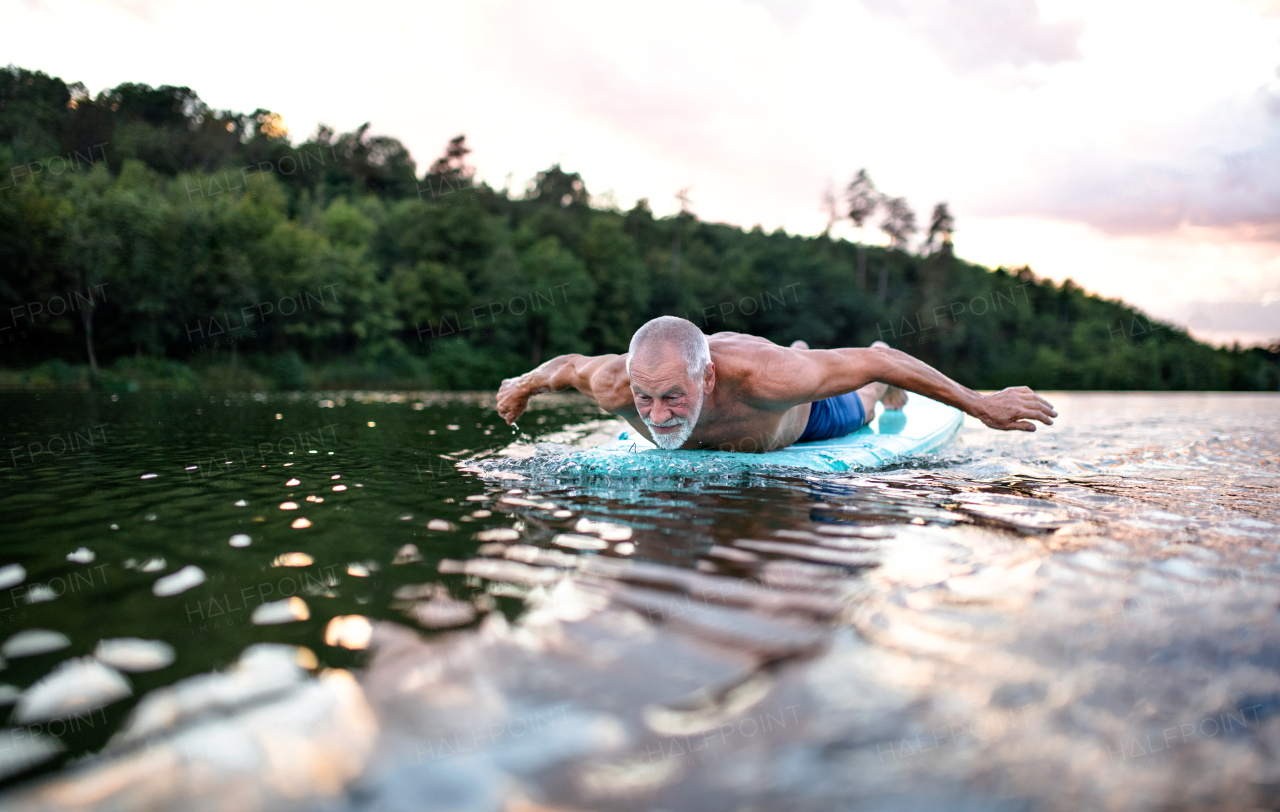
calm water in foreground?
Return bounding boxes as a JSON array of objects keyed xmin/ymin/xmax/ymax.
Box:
[{"xmin": 0, "ymin": 391, "xmax": 1277, "ymax": 811}]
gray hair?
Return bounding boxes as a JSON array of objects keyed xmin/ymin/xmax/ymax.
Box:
[{"xmin": 626, "ymin": 316, "xmax": 711, "ymax": 381}]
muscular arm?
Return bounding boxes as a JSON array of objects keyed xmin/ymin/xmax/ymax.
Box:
[
  {"xmin": 758, "ymin": 344, "xmax": 1056, "ymax": 431},
  {"xmin": 496, "ymin": 353, "xmax": 634, "ymax": 424}
]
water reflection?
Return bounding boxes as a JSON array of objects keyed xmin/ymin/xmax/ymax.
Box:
[{"xmin": 0, "ymin": 392, "xmax": 1277, "ymax": 809}]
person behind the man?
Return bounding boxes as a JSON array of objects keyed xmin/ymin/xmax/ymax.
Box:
[{"xmin": 496, "ymin": 316, "xmax": 1056, "ymax": 452}]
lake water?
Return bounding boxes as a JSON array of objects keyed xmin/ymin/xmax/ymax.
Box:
[{"xmin": 0, "ymin": 391, "xmax": 1278, "ymax": 811}]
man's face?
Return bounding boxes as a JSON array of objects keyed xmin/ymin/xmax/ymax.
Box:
[{"xmin": 628, "ymin": 348, "xmax": 708, "ymax": 450}]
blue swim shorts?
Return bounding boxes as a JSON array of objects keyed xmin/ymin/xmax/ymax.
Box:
[{"xmin": 795, "ymin": 391, "xmax": 867, "ymax": 443}]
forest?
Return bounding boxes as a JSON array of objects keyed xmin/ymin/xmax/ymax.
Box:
[{"xmin": 2, "ymin": 65, "xmax": 1276, "ymax": 392}]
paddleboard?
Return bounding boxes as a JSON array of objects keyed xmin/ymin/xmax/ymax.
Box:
[{"xmin": 564, "ymin": 394, "xmax": 963, "ymax": 476}]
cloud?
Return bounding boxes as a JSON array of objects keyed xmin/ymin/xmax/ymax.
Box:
[
  {"xmin": 861, "ymin": 0, "xmax": 1084, "ymax": 70},
  {"xmin": 91, "ymin": 0, "xmax": 163, "ymax": 20},
  {"xmin": 743, "ymin": 0, "xmax": 816, "ymax": 26},
  {"xmin": 954, "ymin": 213, "xmax": 1280, "ymax": 346},
  {"xmin": 956, "ymin": 56, "xmax": 1280, "ymax": 240},
  {"xmin": 1031, "ymin": 149, "xmax": 1280, "ymax": 239},
  {"xmin": 1175, "ymin": 297, "xmax": 1279, "ymax": 329}
]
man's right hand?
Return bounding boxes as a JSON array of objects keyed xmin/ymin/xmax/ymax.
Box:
[
  {"xmin": 975, "ymin": 386, "xmax": 1057, "ymax": 431},
  {"xmin": 497, "ymin": 373, "xmax": 539, "ymax": 425}
]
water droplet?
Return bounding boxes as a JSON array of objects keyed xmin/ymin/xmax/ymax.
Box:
[
  {"xmin": 575, "ymin": 518, "xmax": 633, "ymax": 541},
  {"xmin": 0, "ymin": 564, "xmax": 26, "ymax": 590},
  {"xmin": 273, "ymin": 552, "xmax": 314, "ymax": 567},
  {"xmin": 152, "ymin": 566, "xmax": 205, "ymax": 597},
  {"xmin": 2, "ymin": 629, "xmax": 70, "ymax": 658},
  {"xmin": 251, "ymin": 597, "xmax": 310, "ymax": 625},
  {"xmin": 403, "ymin": 596, "xmax": 476, "ymax": 629},
  {"xmin": 26, "ymin": 585, "xmax": 56, "ymax": 603},
  {"xmin": 325, "ymin": 615, "xmax": 373, "ymax": 650},
  {"xmin": 474, "ymin": 528, "xmax": 520, "ymax": 542},
  {"xmin": 93, "ymin": 638, "xmax": 175, "ymax": 672},
  {"xmin": 553, "ymin": 533, "xmax": 609, "ymax": 551},
  {"xmin": 14, "ymin": 657, "xmax": 131, "ymax": 724},
  {"xmin": 393, "ymin": 544, "xmax": 422, "ymax": 565}
]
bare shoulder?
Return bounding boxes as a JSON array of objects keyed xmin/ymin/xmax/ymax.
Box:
[
  {"xmin": 707, "ymin": 331, "xmax": 778, "ymax": 347},
  {"xmin": 590, "ymin": 354, "xmax": 638, "ymax": 415},
  {"xmin": 707, "ymin": 332, "xmax": 778, "ymax": 376},
  {"xmin": 708, "ymin": 334, "xmax": 807, "ymax": 407}
]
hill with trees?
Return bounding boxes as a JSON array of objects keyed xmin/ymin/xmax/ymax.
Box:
[{"xmin": 1, "ymin": 65, "xmax": 1276, "ymax": 392}]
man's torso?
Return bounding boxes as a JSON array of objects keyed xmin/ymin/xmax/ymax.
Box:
[{"xmin": 613, "ymin": 332, "xmax": 815, "ymax": 452}]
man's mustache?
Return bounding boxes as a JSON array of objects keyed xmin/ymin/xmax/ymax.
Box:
[{"xmin": 646, "ymin": 417, "xmax": 685, "ymax": 428}]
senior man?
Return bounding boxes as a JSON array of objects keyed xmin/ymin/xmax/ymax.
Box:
[{"xmin": 496, "ymin": 316, "xmax": 1056, "ymax": 453}]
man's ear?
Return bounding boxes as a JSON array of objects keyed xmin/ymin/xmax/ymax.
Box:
[{"xmin": 703, "ymin": 362, "xmax": 716, "ymax": 394}]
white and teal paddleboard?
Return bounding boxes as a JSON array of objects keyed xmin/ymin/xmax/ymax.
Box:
[{"xmin": 566, "ymin": 394, "xmax": 963, "ymax": 476}]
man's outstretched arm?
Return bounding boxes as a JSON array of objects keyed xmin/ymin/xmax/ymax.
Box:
[
  {"xmin": 496, "ymin": 354, "xmax": 633, "ymax": 424},
  {"xmin": 777, "ymin": 345, "xmax": 1056, "ymax": 431}
]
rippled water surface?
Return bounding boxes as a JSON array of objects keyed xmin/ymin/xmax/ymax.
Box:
[{"xmin": 0, "ymin": 391, "xmax": 1278, "ymax": 811}]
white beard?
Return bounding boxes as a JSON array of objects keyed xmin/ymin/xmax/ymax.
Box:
[{"xmin": 643, "ymin": 390, "xmax": 704, "ymax": 450}]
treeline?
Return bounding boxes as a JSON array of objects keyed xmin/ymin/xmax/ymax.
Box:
[{"xmin": 1, "ymin": 65, "xmax": 1276, "ymax": 391}]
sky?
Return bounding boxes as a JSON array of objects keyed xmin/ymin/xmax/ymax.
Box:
[{"xmin": 9, "ymin": 0, "xmax": 1280, "ymax": 347}]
